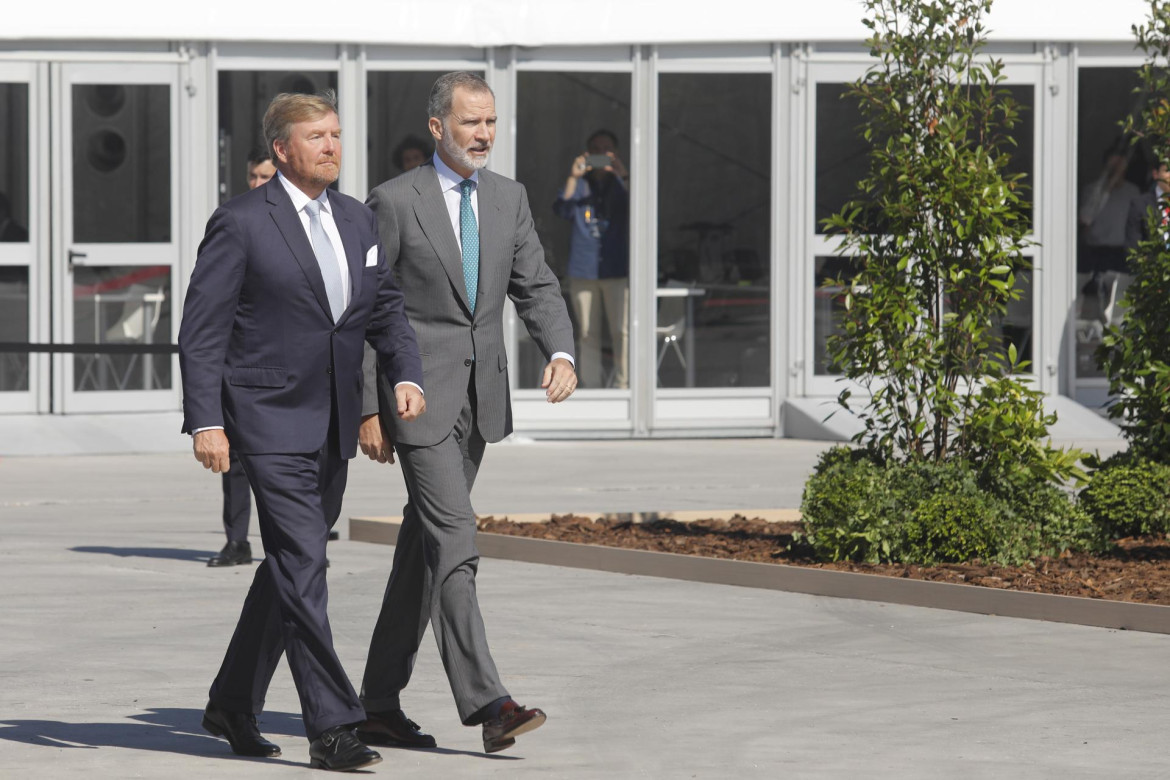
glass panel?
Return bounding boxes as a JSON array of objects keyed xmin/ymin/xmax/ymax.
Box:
[
  {"xmin": 814, "ymin": 257, "xmax": 1032, "ymax": 376},
  {"xmin": 813, "ymin": 255, "xmax": 853, "ymax": 376},
  {"xmin": 516, "ymin": 71, "xmax": 631, "ymax": 390},
  {"xmin": 72, "ymin": 84, "xmax": 171, "ymax": 243},
  {"xmin": 218, "ymin": 70, "xmax": 338, "ymax": 202},
  {"xmin": 815, "ymin": 83, "xmax": 869, "ymax": 235},
  {"xmin": 73, "ymin": 265, "xmax": 172, "ymax": 391},
  {"xmin": 993, "ymin": 269, "xmax": 1033, "ymax": 368},
  {"xmin": 0, "ymin": 83, "xmax": 30, "ymax": 242},
  {"xmin": 1075, "ymin": 68, "xmax": 1146, "ymax": 380},
  {"xmin": 657, "ymin": 73, "xmax": 771, "ymax": 388},
  {"xmin": 0, "ymin": 267, "xmax": 29, "ymax": 391},
  {"xmin": 815, "ymin": 82, "xmax": 1035, "ymax": 234},
  {"xmin": 367, "ymin": 71, "xmax": 451, "ymax": 189}
]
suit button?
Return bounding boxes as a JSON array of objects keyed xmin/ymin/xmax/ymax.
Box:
[
  {"xmin": 464, "ymin": 359, "xmax": 472, "ymax": 367},
  {"xmin": 327, "ymin": 367, "xmax": 333, "ymax": 375}
]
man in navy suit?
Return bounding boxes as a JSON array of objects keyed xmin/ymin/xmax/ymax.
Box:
[{"xmin": 178, "ymin": 90, "xmax": 424, "ymax": 771}]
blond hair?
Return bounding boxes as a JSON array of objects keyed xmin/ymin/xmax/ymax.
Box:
[{"xmin": 263, "ymin": 89, "xmax": 339, "ymax": 162}]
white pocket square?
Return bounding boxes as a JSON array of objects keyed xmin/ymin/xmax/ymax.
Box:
[{"xmin": 365, "ymin": 246, "xmax": 378, "ymax": 267}]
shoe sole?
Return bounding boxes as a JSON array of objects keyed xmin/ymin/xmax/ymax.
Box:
[
  {"xmin": 309, "ymin": 754, "xmax": 383, "ymax": 771},
  {"xmin": 201, "ymin": 714, "xmax": 281, "ymax": 757},
  {"xmin": 207, "ymin": 559, "xmax": 253, "ymax": 567},
  {"xmin": 484, "ymin": 711, "xmax": 546, "ymax": 754},
  {"xmin": 354, "ymin": 730, "xmax": 436, "ymax": 749}
]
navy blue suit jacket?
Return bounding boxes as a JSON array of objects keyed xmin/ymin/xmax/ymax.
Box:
[{"xmin": 178, "ymin": 177, "xmax": 423, "ymax": 458}]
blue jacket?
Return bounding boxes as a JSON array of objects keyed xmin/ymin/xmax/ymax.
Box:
[
  {"xmin": 553, "ymin": 175, "xmax": 629, "ymax": 280},
  {"xmin": 178, "ymin": 177, "xmax": 422, "ymax": 457}
]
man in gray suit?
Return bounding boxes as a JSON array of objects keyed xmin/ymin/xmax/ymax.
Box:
[{"xmin": 356, "ymin": 72, "xmax": 577, "ymax": 754}]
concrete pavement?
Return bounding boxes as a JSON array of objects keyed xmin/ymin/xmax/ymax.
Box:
[{"xmin": 1, "ymin": 437, "xmax": 1164, "ymax": 778}]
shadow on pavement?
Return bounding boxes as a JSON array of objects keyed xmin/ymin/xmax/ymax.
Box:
[
  {"xmin": 0, "ymin": 707, "xmax": 522, "ymax": 763},
  {"xmin": 71, "ymin": 546, "xmax": 215, "ymax": 563},
  {"xmin": 0, "ymin": 707, "xmax": 302, "ymax": 767}
]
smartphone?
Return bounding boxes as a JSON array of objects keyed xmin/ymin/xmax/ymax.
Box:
[{"xmin": 585, "ymin": 154, "xmax": 613, "ymax": 170}]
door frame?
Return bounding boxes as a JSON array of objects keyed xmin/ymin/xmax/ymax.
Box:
[{"xmin": 51, "ymin": 61, "xmax": 182, "ymax": 413}]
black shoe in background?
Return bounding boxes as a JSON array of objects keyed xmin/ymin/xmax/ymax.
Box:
[
  {"xmin": 208, "ymin": 540, "xmax": 252, "ymax": 567},
  {"xmin": 201, "ymin": 702, "xmax": 281, "ymax": 757}
]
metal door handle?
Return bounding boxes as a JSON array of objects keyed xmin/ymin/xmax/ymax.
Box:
[{"xmin": 68, "ymin": 249, "xmax": 87, "ymax": 270}]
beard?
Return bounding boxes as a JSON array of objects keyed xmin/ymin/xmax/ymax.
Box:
[
  {"xmin": 310, "ymin": 160, "xmax": 340, "ymax": 187},
  {"xmin": 440, "ymin": 129, "xmax": 490, "ymax": 172}
]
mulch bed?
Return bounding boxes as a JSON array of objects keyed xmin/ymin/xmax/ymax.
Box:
[{"xmin": 476, "ymin": 514, "xmax": 1170, "ymax": 606}]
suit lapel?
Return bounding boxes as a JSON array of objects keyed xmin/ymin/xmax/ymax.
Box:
[
  {"xmin": 266, "ymin": 179, "xmax": 334, "ymax": 321},
  {"xmin": 413, "ymin": 164, "xmax": 473, "ymax": 314},
  {"xmin": 329, "ymin": 191, "xmax": 364, "ymax": 318},
  {"xmin": 476, "ymin": 172, "xmax": 504, "ymax": 304}
]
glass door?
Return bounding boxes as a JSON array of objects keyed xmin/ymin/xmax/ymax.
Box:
[
  {"xmin": 0, "ymin": 62, "xmax": 42, "ymax": 414},
  {"xmin": 53, "ymin": 63, "xmax": 180, "ymax": 413},
  {"xmin": 803, "ymin": 60, "xmax": 1040, "ymax": 398}
]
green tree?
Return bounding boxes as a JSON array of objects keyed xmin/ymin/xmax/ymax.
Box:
[
  {"xmin": 1098, "ymin": 0, "xmax": 1170, "ymax": 463},
  {"xmin": 823, "ymin": 0, "xmax": 1071, "ymax": 481}
]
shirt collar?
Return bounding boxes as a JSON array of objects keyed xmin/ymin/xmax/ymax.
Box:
[
  {"xmin": 432, "ymin": 152, "xmax": 478, "ymax": 193},
  {"xmin": 276, "ymin": 170, "xmax": 332, "ymax": 214}
]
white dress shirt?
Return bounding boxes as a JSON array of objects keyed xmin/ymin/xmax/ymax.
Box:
[{"xmin": 431, "ymin": 155, "xmax": 573, "ymax": 367}]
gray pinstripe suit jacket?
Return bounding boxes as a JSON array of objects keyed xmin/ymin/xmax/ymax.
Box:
[{"xmin": 362, "ymin": 161, "xmax": 574, "ymax": 447}]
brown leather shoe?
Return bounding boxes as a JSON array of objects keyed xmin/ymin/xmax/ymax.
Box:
[
  {"xmin": 481, "ymin": 700, "xmax": 546, "ymax": 754},
  {"xmin": 356, "ymin": 709, "xmax": 436, "ymax": 748}
]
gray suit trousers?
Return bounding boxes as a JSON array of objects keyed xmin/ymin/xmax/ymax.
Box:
[{"xmin": 361, "ymin": 380, "xmax": 508, "ymax": 723}]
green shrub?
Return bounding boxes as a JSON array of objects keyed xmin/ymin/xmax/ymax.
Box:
[
  {"xmin": 799, "ymin": 447, "xmax": 896, "ymax": 562},
  {"xmin": 900, "ymin": 489, "xmax": 1004, "ymax": 565},
  {"xmin": 1080, "ymin": 452, "xmax": 1170, "ymax": 539},
  {"xmin": 800, "ymin": 446, "xmax": 1100, "ymax": 566}
]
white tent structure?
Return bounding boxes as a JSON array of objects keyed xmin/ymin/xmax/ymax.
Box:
[{"xmin": 0, "ymin": 0, "xmax": 1145, "ymax": 448}]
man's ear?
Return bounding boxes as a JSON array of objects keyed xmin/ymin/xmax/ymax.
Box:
[
  {"xmin": 272, "ymin": 139, "xmax": 288, "ymax": 165},
  {"xmin": 428, "ymin": 117, "xmax": 443, "ymax": 144}
]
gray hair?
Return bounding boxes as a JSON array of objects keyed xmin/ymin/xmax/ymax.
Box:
[
  {"xmin": 262, "ymin": 89, "xmax": 339, "ymax": 161},
  {"xmin": 427, "ymin": 72, "xmax": 493, "ymax": 122}
]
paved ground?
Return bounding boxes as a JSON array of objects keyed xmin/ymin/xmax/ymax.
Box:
[{"xmin": 1, "ymin": 437, "xmax": 1165, "ymax": 778}]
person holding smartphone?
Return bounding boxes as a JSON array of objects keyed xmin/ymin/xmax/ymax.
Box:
[{"xmin": 554, "ymin": 129, "xmax": 630, "ymax": 390}]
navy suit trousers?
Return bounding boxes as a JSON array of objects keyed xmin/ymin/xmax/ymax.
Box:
[{"xmin": 208, "ymin": 418, "xmax": 364, "ymax": 739}]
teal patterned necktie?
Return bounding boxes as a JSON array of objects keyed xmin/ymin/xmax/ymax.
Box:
[{"xmin": 459, "ymin": 179, "xmax": 479, "ymax": 313}]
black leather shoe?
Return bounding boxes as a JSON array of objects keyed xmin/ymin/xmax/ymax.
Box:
[
  {"xmin": 328, "ymin": 530, "xmax": 340, "ymax": 541},
  {"xmin": 356, "ymin": 709, "xmax": 436, "ymax": 748},
  {"xmin": 309, "ymin": 726, "xmax": 382, "ymax": 771},
  {"xmin": 208, "ymin": 541, "xmax": 252, "ymax": 567},
  {"xmin": 482, "ymin": 700, "xmax": 546, "ymax": 754},
  {"xmin": 202, "ymin": 702, "xmax": 281, "ymax": 757}
]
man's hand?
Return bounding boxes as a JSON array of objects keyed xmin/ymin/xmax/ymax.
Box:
[
  {"xmin": 396, "ymin": 384, "xmax": 426, "ymax": 422},
  {"xmin": 541, "ymin": 357, "xmax": 577, "ymax": 404},
  {"xmin": 359, "ymin": 413, "xmax": 395, "ymax": 464},
  {"xmin": 193, "ymin": 429, "xmax": 231, "ymax": 473},
  {"xmin": 606, "ymin": 152, "xmax": 629, "ymax": 180}
]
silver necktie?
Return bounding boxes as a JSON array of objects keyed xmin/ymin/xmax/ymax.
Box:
[{"xmin": 304, "ymin": 199, "xmax": 345, "ymax": 322}]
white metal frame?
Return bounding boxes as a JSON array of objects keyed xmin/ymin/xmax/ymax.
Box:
[
  {"xmin": 507, "ymin": 45, "xmax": 639, "ymax": 434},
  {"xmin": 52, "ymin": 61, "xmax": 182, "ymax": 413},
  {"xmin": 0, "ymin": 61, "xmax": 46, "ymax": 414},
  {"xmin": 647, "ymin": 44, "xmax": 778, "ymax": 435}
]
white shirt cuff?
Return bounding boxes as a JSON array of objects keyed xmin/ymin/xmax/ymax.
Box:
[
  {"xmin": 393, "ymin": 381, "xmax": 424, "ymax": 395},
  {"xmin": 550, "ymin": 352, "xmax": 575, "ymax": 366},
  {"xmin": 191, "ymin": 426, "xmax": 224, "ymax": 435}
]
